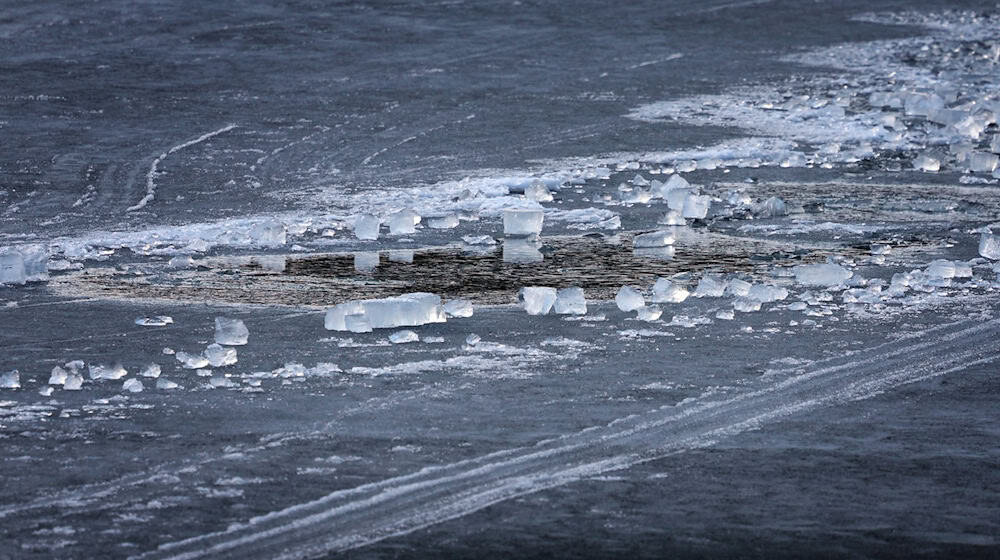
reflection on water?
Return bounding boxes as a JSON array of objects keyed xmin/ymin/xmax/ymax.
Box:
[
  {"xmin": 354, "ymin": 251, "xmax": 379, "ymax": 272},
  {"xmin": 503, "ymin": 238, "xmax": 543, "ymax": 264},
  {"xmin": 387, "ymin": 250, "xmax": 414, "ymax": 264},
  {"xmin": 633, "ymin": 246, "xmax": 675, "ymax": 261}
]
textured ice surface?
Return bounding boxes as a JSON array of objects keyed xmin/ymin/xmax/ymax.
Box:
[
  {"xmin": 443, "ymin": 299, "xmax": 474, "ymax": 318},
  {"xmin": 0, "ymin": 250, "xmax": 26, "ymax": 285},
  {"xmin": 693, "ymin": 275, "xmax": 727, "ymax": 298},
  {"xmin": 205, "ymin": 344, "xmax": 238, "ymax": 367},
  {"xmin": 176, "ymin": 352, "xmax": 210, "ymax": 369},
  {"xmin": 156, "ymin": 378, "xmax": 179, "ymax": 390},
  {"xmin": 388, "ymin": 209, "xmax": 420, "ymax": 235},
  {"xmin": 250, "ymin": 221, "xmax": 286, "ymax": 246},
  {"xmin": 215, "ymin": 317, "xmax": 249, "ymax": 346},
  {"xmin": 135, "ymin": 315, "xmax": 173, "ymax": 326},
  {"xmin": 122, "ymin": 378, "xmax": 144, "ymax": 393},
  {"xmin": 980, "ymin": 231, "xmax": 1000, "ymax": 260},
  {"xmin": 913, "ymin": 154, "xmax": 940, "ymax": 172},
  {"xmin": 615, "ymin": 286, "xmax": 645, "ymax": 311},
  {"xmin": 553, "ymin": 287, "xmax": 587, "ymax": 315},
  {"xmin": 63, "ymin": 373, "xmax": 83, "ymax": 391},
  {"xmin": 325, "ymin": 293, "xmax": 445, "ymax": 331},
  {"xmin": 345, "ymin": 313, "xmax": 373, "ymax": 333},
  {"xmin": 0, "ymin": 370, "xmax": 20, "ymax": 389},
  {"xmin": 524, "ymin": 182, "xmax": 553, "ymax": 202},
  {"xmin": 48, "ymin": 366, "xmax": 68, "ymax": 386},
  {"xmin": 633, "ymin": 230, "xmax": 676, "ymax": 248},
  {"xmin": 651, "ymin": 278, "xmax": 689, "ymax": 303},
  {"xmin": 503, "ymin": 209, "xmax": 544, "ymax": 237},
  {"xmin": 139, "ymin": 364, "xmax": 162, "ymax": 378},
  {"xmin": 968, "ymin": 152, "xmax": 999, "ymax": 173},
  {"xmin": 733, "ymin": 298, "xmax": 762, "ymax": 312},
  {"xmin": 681, "ymin": 195, "xmax": 711, "ymax": 219},
  {"xmin": 747, "ymin": 284, "xmax": 789, "ymax": 303},
  {"xmin": 636, "ymin": 306, "xmax": 662, "ymax": 321},
  {"xmin": 519, "ymin": 287, "xmax": 557, "ymax": 315},
  {"xmin": 794, "ymin": 263, "xmax": 853, "ymax": 287},
  {"xmin": 389, "ymin": 330, "xmax": 419, "ymax": 344},
  {"xmin": 88, "ymin": 363, "xmax": 127, "ymax": 380},
  {"xmin": 354, "ymin": 214, "xmax": 381, "ymax": 241}
]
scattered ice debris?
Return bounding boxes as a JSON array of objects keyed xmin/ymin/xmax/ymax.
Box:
[
  {"xmin": 388, "ymin": 209, "xmax": 421, "ymax": 235},
  {"xmin": 519, "ymin": 287, "xmax": 557, "ymax": 315},
  {"xmin": 633, "ymin": 230, "xmax": 676, "ymax": 248},
  {"xmin": 389, "ymin": 330, "xmax": 419, "ymax": 344},
  {"xmin": 716, "ymin": 310, "xmax": 735, "ymax": 320},
  {"xmin": 215, "ymin": 317, "xmax": 249, "ymax": 346},
  {"xmin": 794, "ymin": 263, "xmax": 853, "ymax": 287},
  {"xmin": 615, "ymin": 286, "xmax": 645, "ymax": 311},
  {"xmin": 1, "ymin": 370, "xmax": 20, "ymax": 389},
  {"xmin": 636, "ymin": 306, "xmax": 662, "ymax": 321},
  {"xmin": 354, "ymin": 214, "xmax": 381, "ymax": 241},
  {"xmin": 465, "ymin": 334, "xmax": 481, "ymax": 346},
  {"xmin": 122, "ymin": 379, "xmax": 144, "ymax": 393},
  {"xmin": 980, "ymin": 231, "xmax": 1000, "ymax": 260},
  {"xmin": 724, "ymin": 279, "xmax": 752, "ymax": 298},
  {"xmin": 49, "ymin": 366, "xmax": 68, "ymax": 386},
  {"xmin": 167, "ymin": 255, "xmax": 195, "ymax": 269},
  {"xmin": 139, "ymin": 364, "xmax": 162, "ymax": 378},
  {"xmin": 156, "ymin": 378, "xmax": 179, "ymax": 390},
  {"xmin": 176, "ymin": 352, "xmax": 210, "ymax": 369},
  {"xmin": 325, "ymin": 293, "xmax": 445, "ymax": 331},
  {"xmin": 554, "ymin": 287, "xmax": 587, "ymax": 315},
  {"xmin": 354, "ymin": 252, "xmax": 379, "ymax": 272},
  {"xmin": 461, "ymin": 235, "xmax": 496, "ymax": 246},
  {"xmin": 135, "ymin": 316, "xmax": 173, "ymax": 326},
  {"xmin": 88, "ymin": 363, "xmax": 127, "ymax": 380},
  {"xmin": 205, "ymin": 343, "xmax": 238, "ymax": 367},
  {"xmin": 503, "ymin": 208, "xmax": 544, "ymax": 237},
  {"xmin": 64, "ymin": 373, "xmax": 83, "ymax": 391},
  {"xmin": 0, "ymin": 250, "xmax": 26, "ymax": 285},
  {"xmin": 428, "ymin": 214, "xmax": 459, "ymax": 229},
  {"xmin": 692, "ymin": 275, "xmax": 727, "ymax": 298},
  {"xmin": 913, "ymin": 154, "xmax": 940, "ymax": 172},
  {"xmin": 651, "ymin": 278, "xmax": 689, "ymax": 303},
  {"xmin": 443, "ymin": 299, "xmax": 474, "ymax": 318}
]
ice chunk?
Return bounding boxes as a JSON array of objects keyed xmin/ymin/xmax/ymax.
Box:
[
  {"xmin": 716, "ymin": 309, "xmax": 734, "ymax": 320},
  {"xmin": 156, "ymin": 378, "xmax": 179, "ymax": 390},
  {"xmin": 427, "ymin": 214, "xmax": 459, "ymax": 229},
  {"xmin": 657, "ymin": 210, "xmax": 686, "ymax": 226},
  {"xmin": 0, "ymin": 370, "xmax": 20, "ymax": 389},
  {"xmin": 20, "ymin": 245, "xmax": 49, "ymax": 282},
  {"xmin": 39, "ymin": 386, "xmax": 53, "ymax": 396},
  {"xmin": 205, "ymin": 343, "xmax": 237, "ymax": 367},
  {"xmin": 210, "ymin": 376, "xmax": 236, "ymax": 388},
  {"xmin": 0, "ymin": 249, "xmax": 26, "ymax": 285},
  {"xmin": 724, "ymin": 279, "xmax": 752, "ymax": 297},
  {"xmin": 615, "ymin": 286, "xmax": 645, "ymax": 311},
  {"xmin": 913, "ymin": 154, "xmax": 940, "ymax": 172},
  {"xmin": 215, "ymin": 317, "xmax": 249, "ymax": 345},
  {"xmin": 631, "ymin": 174, "xmax": 650, "ymax": 187},
  {"xmin": 636, "ymin": 306, "xmax": 662, "ymax": 321},
  {"xmin": 968, "ymin": 152, "xmax": 999, "ymax": 173},
  {"xmin": 633, "ymin": 230, "xmax": 676, "ymax": 248},
  {"xmin": 64, "ymin": 373, "xmax": 83, "ymax": 391},
  {"xmin": 176, "ymin": 352, "xmax": 210, "ymax": 369},
  {"xmin": 345, "ymin": 313, "xmax": 373, "ymax": 333},
  {"xmin": 752, "ymin": 197, "xmax": 786, "ymax": 217},
  {"xmin": 462, "ymin": 235, "xmax": 496, "ymax": 246},
  {"xmin": 443, "ymin": 299, "xmax": 474, "ymax": 318},
  {"xmin": 250, "ymin": 221, "xmax": 286, "ymax": 246},
  {"xmin": 139, "ymin": 363, "xmax": 162, "ymax": 378},
  {"xmin": 167, "ymin": 255, "xmax": 195, "ymax": 269},
  {"xmin": 733, "ymin": 298, "xmax": 761, "ymax": 312},
  {"xmin": 135, "ymin": 315, "xmax": 173, "ymax": 326},
  {"xmin": 979, "ymin": 231, "xmax": 1000, "ymax": 260},
  {"xmin": 325, "ymin": 293, "xmax": 446, "ymax": 331},
  {"xmin": 681, "ymin": 194, "xmax": 711, "ymax": 219},
  {"xmin": 123, "ymin": 378, "xmax": 144, "ymax": 393},
  {"xmin": 904, "ymin": 93, "xmax": 944, "ymax": 117},
  {"xmin": 554, "ymin": 287, "xmax": 587, "ymax": 315},
  {"xmin": 354, "ymin": 252, "xmax": 379, "ymax": 272},
  {"xmin": 519, "ymin": 287, "xmax": 557, "ymax": 315},
  {"xmin": 353, "ymin": 214, "xmax": 381, "ymax": 240},
  {"xmin": 524, "ymin": 182, "xmax": 554, "ymax": 202},
  {"xmin": 665, "ymin": 188, "xmax": 692, "ymax": 211},
  {"xmin": 693, "ymin": 275, "xmax": 726, "ymax": 298},
  {"xmin": 89, "ymin": 363, "xmax": 127, "ymax": 380},
  {"xmin": 503, "ymin": 209, "xmax": 544, "ymax": 237},
  {"xmin": 389, "ymin": 330, "xmax": 419, "ymax": 344},
  {"xmin": 991, "ymin": 134, "xmax": 1000, "ymax": 154},
  {"xmin": 794, "ymin": 263, "xmax": 853, "ymax": 286},
  {"xmin": 388, "ymin": 209, "xmax": 421, "ymax": 235},
  {"xmin": 651, "ymin": 278, "xmax": 689, "ymax": 303},
  {"xmin": 49, "ymin": 366, "xmax": 68, "ymax": 386},
  {"xmin": 746, "ymin": 284, "xmax": 789, "ymax": 303},
  {"xmin": 465, "ymin": 333, "xmax": 481, "ymax": 346},
  {"xmin": 925, "ymin": 260, "xmax": 956, "ymax": 279}
]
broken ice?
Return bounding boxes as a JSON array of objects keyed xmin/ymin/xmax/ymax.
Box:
[
  {"xmin": 794, "ymin": 263, "xmax": 853, "ymax": 287},
  {"xmin": 0, "ymin": 250, "xmax": 26, "ymax": 285},
  {"xmin": 89, "ymin": 363, "xmax": 127, "ymax": 380},
  {"xmin": 0, "ymin": 370, "xmax": 19, "ymax": 389},
  {"xmin": 636, "ymin": 306, "xmax": 662, "ymax": 321},
  {"xmin": 135, "ymin": 315, "xmax": 173, "ymax": 326},
  {"xmin": 122, "ymin": 378, "xmax": 144, "ymax": 393},
  {"xmin": 389, "ymin": 330, "xmax": 419, "ymax": 344},
  {"xmin": 520, "ymin": 286, "xmax": 557, "ymax": 315},
  {"xmin": 325, "ymin": 293, "xmax": 446, "ymax": 331},
  {"xmin": 503, "ymin": 209, "xmax": 544, "ymax": 237},
  {"xmin": 692, "ymin": 275, "xmax": 726, "ymax": 298},
  {"xmin": 651, "ymin": 278, "xmax": 689, "ymax": 303},
  {"xmin": 205, "ymin": 343, "xmax": 238, "ymax": 367},
  {"xmin": 980, "ymin": 231, "xmax": 1000, "ymax": 260},
  {"xmin": 553, "ymin": 287, "xmax": 587, "ymax": 315},
  {"xmin": 139, "ymin": 364, "xmax": 162, "ymax": 378},
  {"xmin": 176, "ymin": 351, "xmax": 210, "ymax": 369},
  {"xmin": 215, "ymin": 317, "xmax": 249, "ymax": 345},
  {"xmin": 388, "ymin": 209, "xmax": 420, "ymax": 235},
  {"xmin": 49, "ymin": 366, "xmax": 68, "ymax": 386},
  {"xmin": 443, "ymin": 299, "xmax": 474, "ymax": 318},
  {"xmin": 354, "ymin": 214, "xmax": 381, "ymax": 240},
  {"xmin": 615, "ymin": 286, "xmax": 645, "ymax": 311}
]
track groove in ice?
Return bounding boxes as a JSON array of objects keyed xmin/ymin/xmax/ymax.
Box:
[{"xmin": 136, "ymin": 318, "xmax": 1000, "ymax": 560}]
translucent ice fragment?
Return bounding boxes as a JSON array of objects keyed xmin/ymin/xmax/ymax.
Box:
[
  {"xmin": 20, "ymin": 244, "xmax": 49, "ymax": 282},
  {"xmin": 733, "ymin": 298, "xmax": 762, "ymax": 312},
  {"xmin": 64, "ymin": 373, "xmax": 84, "ymax": 391},
  {"xmin": 520, "ymin": 287, "xmax": 557, "ymax": 315},
  {"xmin": 139, "ymin": 363, "xmax": 162, "ymax": 378},
  {"xmin": 354, "ymin": 252, "xmax": 379, "ymax": 272},
  {"xmin": 354, "ymin": 214, "xmax": 381, "ymax": 241},
  {"xmin": 724, "ymin": 279, "xmax": 752, "ymax": 298},
  {"xmin": 215, "ymin": 317, "xmax": 249, "ymax": 346},
  {"xmin": 651, "ymin": 278, "xmax": 689, "ymax": 303},
  {"xmin": 503, "ymin": 209, "xmax": 544, "ymax": 237},
  {"xmin": 0, "ymin": 369, "xmax": 20, "ymax": 389},
  {"xmin": 636, "ymin": 306, "xmax": 662, "ymax": 321},
  {"xmin": 388, "ymin": 330, "xmax": 419, "ymax": 344},
  {"xmin": 176, "ymin": 352, "xmax": 210, "ymax": 369},
  {"xmin": 524, "ymin": 182, "xmax": 554, "ymax": 202},
  {"xmin": 325, "ymin": 293, "xmax": 446, "ymax": 331},
  {"xmin": 135, "ymin": 315, "xmax": 173, "ymax": 326},
  {"xmin": 427, "ymin": 214, "xmax": 459, "ymax": 229},
  {"xmin": 794, "ymin": 263, "xmax": 853, "ymax": 286},
  {"xmin": 250, "ymin": 221, "xmax": 286, "ymax": 246},
  {"xmin": 388, "ymin": 209, "xmax": 421, "ymax": 235},
  {"xmin": 913, "ymin": 154, "xmax": 940, "ymax": 172},
  {"xmin": 615, "ymin": 286, "xmax": 645, "ymax": 311},
  {"xmin": 465, "ymin": 333, "xmax": 481, "ymax": 346},
  {"xmin": 978, "ymin": 231, "xmax": 1000, "ymax": 260},
  {"xmin": 205, "ymin": 343, "xmax": 237, "ymax": 367},
  {"xmin": 49, "ymin": 366, "xmax": 68, "ymax": 386},
  {"xmin": 167, "ymin": 255, "xmax": 195, "ymax": 269},
  {"xmin": 693, "ymin": 275, "xmax": 726, "ymax": 298},
  {"xmin": 658, "ymin": 210, "xmax": 686, "ymax": 226},
  {"xmin": 681, "ymin": 194, "xmax": 711, "ymax": 219},
  {"xmin": 554, "ymin": 287, "xmax": 587, "ymax": 315},
  {"xmin": 89, "ymin": 363, "xmax": 127, "ymax": 380},
  {"xmin": 443, "ymin": 299, "xmax": 474, "ymax": 318},
  {"xmin": 968, "ymin": 152, "xmax": 998, "ymax": 173},
  {"xmin": 746, "ymin": 284, "xmax": 789, "ymax": 303},
  {"xmin": 122, "ymin": 378, "xmax": 144, "ymax": 393},
  {"xmin": 345, "ymin": 313, "xmax": 373, "ymax": 333},
  {"xmin": 156, "ymin": 378, "xmax": 179, "ymax": 390},
  {"xmin": 633, "ymin": 230, "xmax": 676, "ymax": 248},
  {"xmin": 0, "ymin": 249, "xmax": 26, "ymax": 285},
  {"xmin": 752, "ymin": 197, "xmax": 786, "ymax": 217}
]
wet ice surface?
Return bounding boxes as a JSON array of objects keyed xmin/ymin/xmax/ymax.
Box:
[{"xmin": 2, "ymin": 1, "xmax": 1000, "ymax": 558}]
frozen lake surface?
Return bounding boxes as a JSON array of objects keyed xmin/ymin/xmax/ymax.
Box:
[{"xmin": 1, "ymin": 1, "xmax": 999, "ymax": 558}]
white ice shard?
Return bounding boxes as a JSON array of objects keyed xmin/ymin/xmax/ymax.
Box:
[
  {"xmin": 389, "ymin": 330, "xmax": 419, "ymax": 344},
  {"xmin": 924, "ymin": 259, "xmax": 956, "ymax": 279},
  {"xmin": 39, "ymin": 386, "xmax": 53, "ymax": 396},
  {"xmin": 49, "ymin": 366, "xmax": 68, "ymax": 386},
  {"xmin": 139, "ymin": 363, "xmax": 162, "ymax": 378},
  {"xmin": 0, "ymin": 249, "xmax": 26, "ymax": 285},
  {"xmin": 665, "ymin": 188, "xmax": 692, "ymax": 211},
  {"xmin": 135, "ymin": 315, "xmax": 173, "ymax": 326},
  {"xmin": 633, "ymin": 230, "xmax": 676, "ymax": 248},
  {"xmin": 156, "ymin": 378, "xmax": 179, "ymax": 390},
  {"xmin": 681, "ymin": 194, "xmax": 711, "ymax": 219},
  {"xmin": 465, "ymin": 333, "xmax": 481, "ymax": 346},
  {"xmin": 176, "ymin": 352, "xmax": 210, "ymax": 369},
  {"xmin": 524, "ymin": 182, "xmax": 554, "ymax": 202},
  {"xmin": 693, "ymin": 275, "xmax": 727, "ymax": 298},
  {"xmin": 205, "ymin": 343, "xmax": 237, "ymax": 367},
  {"xmin": 794, "ymin": 263, "xmax": 853, "ymax": 287},
  {"xmin": 0, "ymin": 370, "xmax": 19, "ymax": 389},
  {"xmin": 427, "ymin": 214, "xmax": 459, "ymax": 229},
  {"xmin": 631, "ymin": 174, "xmax": 650, "ymax": 187},
  {"xmin": 554, "ymin": 287, "xmax": 587, "ymax": 315},
  {"xmin": 354, "ymin": 214, "xmax": 381, "ymax": 240},
  {"xmin": 215, "ymin": 317, "xmax": 249, "ymax": 345},
  {"xmin": 64, "ymin": 372, "xmax": 84, "ymax": 391},
  {"xmin": 968, "ymin": 152, "xmax": 999, "ymax": 173},
  {"xmin": 443, "ymin": 299, "xmax": 474, "ymax": 318},
  {"xmin": 324, "ymin": 293, "xmax": 446, "ymax": 331},
  {"xmin": 250, "ymin": 221, "xmax": 286, "ymax": 246},
  {"xmin": 210, "ymin": 376, "xmax": 236, "ymax": 388},
  {"xmin": 913, "ymin": 154, "xmax": 940, "ymax": 172},
  {"xmin": 980, "ymin": 231, "xmax": 1000, "ymax": 260},
  {"xmin": 354, "ymin": 252, "xmax": 379, "ymax": 272},
  {"xmin": 388, "ymin": 209, "xmax": 421, "ymax": 235},
  {"xmin": 89, "ymin": 363, "xmax": 127, "ymax": 380},
  {"xmin": 716, "ymin": 309, "xmax": 735, "ymax": 320},
  {"xmin": 503, "ymin": 209, "xmax": 544, "ymax": 237},
  {"xmin": 733, "ymin": 298, "xmax": 762, "ymax": 312},
  {"xmin": 636, "ymin": 306, "xmax": 662, "ymax": 321},
  {"xmin": 122, "ymin": 378, "xmax": 144, "ymax": 393},
  {"xmin": 519, "ymin": 286, "xmax": 557, "ymax": 315},
  {"xmin": 615, "ymin": 286, "xmax": 645, "ymax": 311},
  {"xmin": 651, "ymin": 278, "xmax": 689, "ymax": 303},
  {"xmin": 746, "ymin": 284, "xmax": 789, "ymax": 303},
  {"xmin": 724, "ymin": 279, "xmax": 752, "ymax": 298}
]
